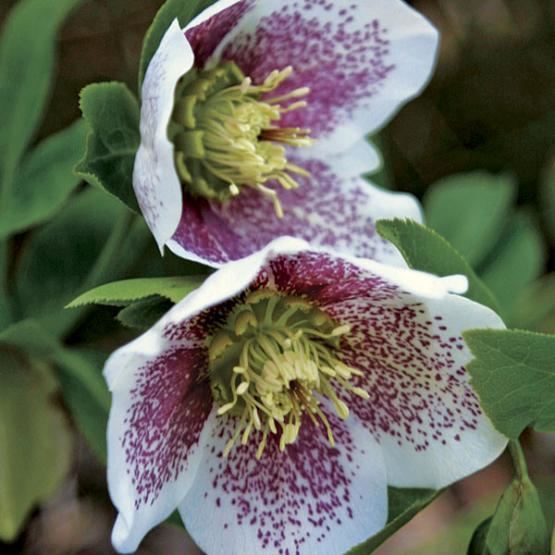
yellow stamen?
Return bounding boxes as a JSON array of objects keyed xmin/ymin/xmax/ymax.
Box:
[
  {"xmin": 207, "ymin": 289, "xmax": 368, "ymax": 459},
  {"xmin": 170, "ymin": 62, "xmax": 314, "ymax": 215}
]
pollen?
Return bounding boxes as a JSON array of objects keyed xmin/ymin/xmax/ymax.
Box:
[
  {"xmin": 169, "ymin": 62, "xmax": 314, "ymax": 217},
  {"xmin": 207, "ymin": 289, "xmax": 368, "ymax": 459}
]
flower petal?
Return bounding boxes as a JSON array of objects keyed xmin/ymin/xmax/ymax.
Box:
[
  {"xmin": 106, "ymin": 344, "xmax": 213, "ymax": 552},
  {"xmin": 133, "ymin": 20, "xmax": 191, "ymax": 252},
  {"xmin": 179, "ymin": 412, "xmax": 387, "ymax": 555},
  {"xmin": 185, "ymin": 0, "xmax": 254, "ymax": 67},
  {"xmin": 251, "ymin": 249, "xmax": 507, "ymax": 488},
  {"xmin": 319, "ymin": 264, "xmax": 508, "ymax": 489},
  {"xmin": 104, "ymin": 237, "xmax": 315, "ymax": 552},
  {"xmin": 168, "ymin": 145, "xmax": 421, "ymax": 266},
  {"xmin": 207, "ymin": 0, "xmax": 439, "ymax": 153},
  {"xmin": 134, "ymin": 0, "xmax": 251, "ymax": 252},
  {"xmin": 105, "ymin": 245, "xmax": 338, "ymax": 552}
]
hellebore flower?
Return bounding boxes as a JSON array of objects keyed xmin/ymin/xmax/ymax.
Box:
[
  {"xmin": 134, "ymin": 0, "xmax": 439, "ymax": 266},
  {"xmin": 105, "ymin": 237, "xmax": 507, "ymax": 554}
]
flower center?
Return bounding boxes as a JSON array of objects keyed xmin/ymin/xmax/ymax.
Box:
[
  {"xmin": 207, "ymin": 289, "xmax": 368, "ymax": 459},
  {"xmin": 169, "ymin": 62, "xmax": 313, "ymax": 217}
]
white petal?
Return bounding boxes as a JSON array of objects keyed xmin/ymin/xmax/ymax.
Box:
[
  {"xmin": 252, "ymin": 248, "xmax": 507, "ymax": 489},
  {"xmin": 106, "ymin": 342, "xmax": 215, "ymax": 552},
  {"xmin": 374, "ymin": 293, "xmax": 508, "ymax": 489},
  {"xmin": 308, "ymin": 137, "xmax": 383, "ymax": 178},
  {"xmin": 106, "ymin": 237, "xmax": 313, "ymax": 552},
  {"xmin": 134, "ymin": 0, "xmax": 252, "ymax": 253},
  {"xmin": 106, "ymin": 238, "xmax": 308, "ymax": 391},
  {"xmin": 208, "ymin": 0, "xmax": 439, "ymax": 154},
  {"xmin": 312, "ymin": 264, "xmax": 509, "ymax": 489},
  {"xmin": 169, "ymin": 143, "xmax": 421, "ymax": 267},
  {"xmin": 179, "ymin": 413, "xmax": 388, "ymax": 555},
  {"xmin": 133, "ymin": 20, "xmax": 190, "ymax": 252}
]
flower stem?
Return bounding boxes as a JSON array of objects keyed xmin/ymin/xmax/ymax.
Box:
[
  {"xmin": 59, "ymin": 209, "xmax": 136, "ymax": 338},
  {"xmin": 509, "ymin": 440, "xmax": 529, "ymax": 482},
  {"xmin": 82, "ymin": 209, "xmax": 136, "ymax": 290}
]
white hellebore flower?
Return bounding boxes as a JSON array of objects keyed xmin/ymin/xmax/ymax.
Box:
[
  {"xmin": 134, "ymin": 0, "xmax": 439, "ymax": 266},
  {"xmin": 106, "ymin": 237, "xmax": 507, "ymax": 555}
]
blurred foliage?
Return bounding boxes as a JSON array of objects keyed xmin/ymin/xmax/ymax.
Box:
[
  {"xmin": 423, "ymin": 172, "xmax": 548, "ymax": 324},
  {"xmin": 0, "ymin": 0, "xmax": 554, "ymax": 552},
  {"xmin": 0, "ymin": 0, "xmax": 194, "ymax": 542},
  {"xmin": 397, "ymin": 0, "xmax": 555, "ymax": 200}
]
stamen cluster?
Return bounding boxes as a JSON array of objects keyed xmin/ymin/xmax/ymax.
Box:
[
  {"xmin": 169, "ymin": 62, "xmax": 313, "ymax": 216},
  {"xmin": 207, "ymin": 289, "xmax": 368, "ymax": 458}
]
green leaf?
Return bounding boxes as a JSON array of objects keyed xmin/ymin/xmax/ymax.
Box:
[
  {"xmin": 76, "ymin": 82, "xmax": 140, "ymax": 211},
  {"xmin": 469, "ymin": 443, "xmax": 548, "ymax": 555},
  {"xmin": 55, "ymin": 348, "xmax": 110, "ymax": 463},
  {"xmin": 0, "ymin": 321, "xmax": 110, "ymax": 463},
  {"xmin": 424, "ymin": 172, "xmax": 515, "ymax": 267},
  {"xmin": 138, "ymin": 0, "xmax": 215, "ymax": 87},
  {"xmin": 117, "ymin": 297, "xmax": 174, "ymax": 330},
  {"xmin": 0, "ymin": 349, "xmax": 72, "ymax": 541},
  {"xmin": 481, "ymin": 212, "xmax": 545, "ymax": 319},
  {"xmin": 0, "ymin": 120, "xmax": 87, "ymax": 240},
  {"xmin": 511, "ymin": 273, "xmax": 555, "ymax": 332},
  {"xmin": 0, "ymin": 319, "xmax": 61, "ymax": 356},
  {"xmin": 465, "ymin": 328, "xmax": 555, "ymax": 439},
  {"xmin": 14, "ymin": 188, "xmax": 138, "ymax": 336},
  {"xmin": 348, "ymin": 488, "xmax": 439, "ymax": 554},
  {"xmin": 483, "ymin": 475, "xmax": 549, "ymax": 555},
  {"xmin": 0, "ymin": 0, "xmax": 84, "ymax": 195},
  {"xmin": 376, "ymin": 219, "xmax": 500, "ymax": 312},
  {"xmin": 68, "ymin": 275, "xmax": 205, "ymax": 307}
]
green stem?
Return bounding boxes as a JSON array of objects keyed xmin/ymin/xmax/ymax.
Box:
[
  {"xmin": 509, "ymin": 440, "xmax": 529, "ymax": 482},
  {"xmin": 82, "ymin": 209, "xmax": 136, "ymax": 290},
  {"xmin": 59, "ymin": 210, "xmax": 136, "ymax": 338}
]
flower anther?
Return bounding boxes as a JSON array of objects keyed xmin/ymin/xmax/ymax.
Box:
[
  {"xmin": 170, "ymin": 62, "xmax": 313, "ymax": 216},
  {"xmin": 207, "ymin": 288, "xmax": 368, "ymax": 458}
]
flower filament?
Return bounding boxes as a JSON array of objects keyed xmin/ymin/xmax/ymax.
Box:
[
  {"xmin": 207, "ymin": 289, "xmax": 368, "ymax": 459},
  {"xmin": 169, "ymin": 62, "xmax": 313, "ymax": 216}
]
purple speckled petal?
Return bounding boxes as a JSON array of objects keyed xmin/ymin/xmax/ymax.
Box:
[
  {"xmin": 168, "ymin": 145, "xmax": 421, "ymax": 266},
  {"xmin": 104, "ymin": 237, "xmax": 309, "ymax": 553},
  {"xmin": 259, "ymin": 250, "xmax": 507, "ymax": 488},
  {"xmin": 185, "ymin": 0, "xmax": 254, "ymax": 66},
  {"xmin": 203, "ymin": 0, "xmax": 439, "ymax": 154},
  {"xmin": 107, "ymin": 344, "xmax": 213, "ymax": 553},
  {"xmin": 179, "ymin": 412, "xmax": 387, "ymax": 555},
  {"xmin": 318, "ymin": 274, "xmax": 508, "ymax": 489},
  {"xmin": 133, "ymin": 0, "xmax": 249, "ymax": 253},
  {"xmin": 333, "ymin": 295, "xmax": 507, "ymax": 489}
]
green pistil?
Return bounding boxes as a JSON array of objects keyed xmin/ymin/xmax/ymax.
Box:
[
  {"xmin": 207, "ymin": 289, "xmax": 368, "ymax": 459},
  {"xmin": 169, "ymin": 62, "xmax": 313, "ymax": 216}
]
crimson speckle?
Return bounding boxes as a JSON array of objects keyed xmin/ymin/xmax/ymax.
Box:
[
  {"xmin": 190, "ymin": 413, "xmax": 368, "ymax": 554},
  {"xmin": 219, "ymin": 1, "xmax": 394, "ymax": 138},
  {"xmin": 123, "ymin": 348, "xmax": 212, "ymax": 507},
  {"xmin": 172, "ymin": 157, "xmax": 405, "ymax": 265}
]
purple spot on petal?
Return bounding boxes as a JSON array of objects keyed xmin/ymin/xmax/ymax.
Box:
[
  {"xmin": 220, "ymin": 1, "xmax": 395, "ymax": 137},
  {"xmin": 123, "ymin": 347, "xmax": 212, "ymax": 508}
]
